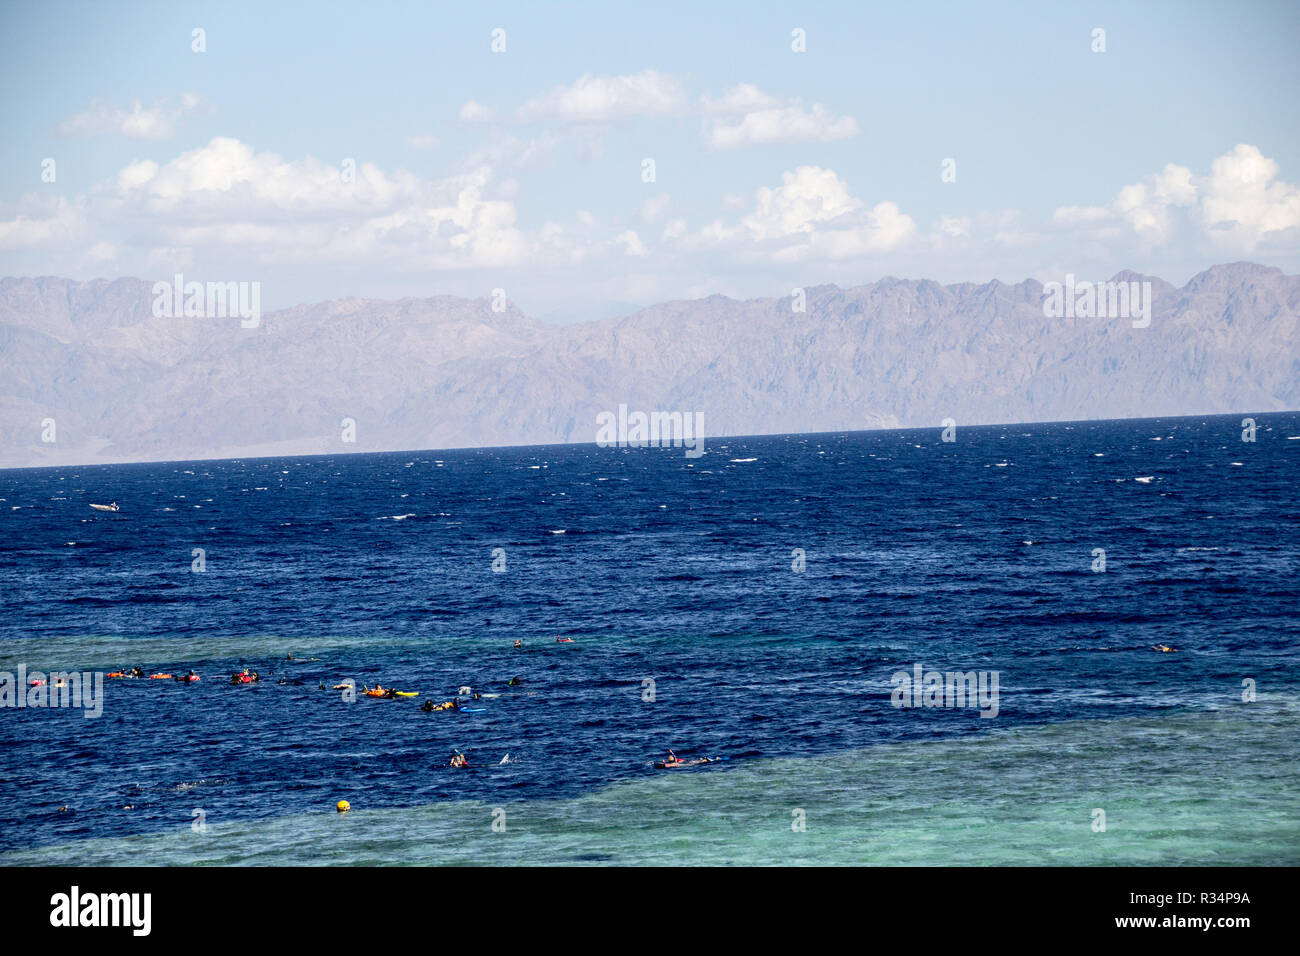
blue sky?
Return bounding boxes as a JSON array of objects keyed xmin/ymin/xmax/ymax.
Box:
[{"xmin": 2, "ymin": 0, "xmax": 1298, "ymax": 318}]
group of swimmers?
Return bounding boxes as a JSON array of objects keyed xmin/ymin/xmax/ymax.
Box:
[
  {"xmin": 97, "ymin": 642, "xmax": 719, "ymax": 783},
  {"xmin": 107, "ymin": 667, "xmax": 202, "ymax": 683},
  {"xmin": 100, "ymin": 642, "xmax": 596, "ymax": 773}
]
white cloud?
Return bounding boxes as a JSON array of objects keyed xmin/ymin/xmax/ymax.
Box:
[
  {"xmin": 458, "ymin": 100, "xmax": 495, "ymax": 123},
  {"xmin": 662, "ymin": 218, "xmax": 687, "ymax": 240},
  {"xmin": 0, "ymin": 197, "xmax": 86, "ymax": 251},
  {"xmin": 773, "ymin": 201, "xmax": 917, "ymax": 262},
  {"xmin": 1, "ymin": 137, "xmax": 531, "ymax": 270},
  {"xmin": 669, "ymin": 166, "xmax": 915, "ymax": 263},
  {"xmin": 700, "ymin": 83, "xmax": 786, "ymax": 115},
  {"xmin": 702, "ymin": 84, "xmax": 858, "ymax": 150},
  {"xmin": 108, "ymin": 137, "xmax": 420, "ymax": 215},
  {"xmin": 937, "ymin": 216, "xmax": 971, "ymax": 238},
  {"xmin": 616, "ymin": 230, "xmax": 648, "ymax": 257},
  {"xmin": 1051, "ymin": 145, "xmax": 1299, "ymax": 251},
  {"xmin": 477, "ymin": 74, "xmax": 855, "ymax": 153},
  {"xmin": 743, "ymin": 166, "xmax": 862, "ymax": 240},
  {"xmin": 8, "ymin": 136, "xmax": 1295, "ymax": 311},
  {"xmin": 1200, "ymin": 144, "xmax": 1300, "ymax": 250},
  {"xmin": 706, "ymin": 102, "xmax": 858, "ymax": 151},
  {"xmin": 517, "ymin": 70, "xmax": 687, "ymax": 123},
  {"xmin": 55, "ymin": 93, "xmax": 205, "ymax": 140}
]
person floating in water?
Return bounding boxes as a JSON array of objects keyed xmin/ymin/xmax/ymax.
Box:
[
  {"xmin": 507, "ymin": 676, "xmax": 521, "ymax": 686},
  {"xmin": 449, "ymin": 751, "xmax": 468, "ymax": 768},
  {"xmin": 1152, "ymin": 643, "xmax": 1178, "ymax": 653},
  {"xmin": 513, "ymin": 639, "xmax": 522, "ymax": 648}
]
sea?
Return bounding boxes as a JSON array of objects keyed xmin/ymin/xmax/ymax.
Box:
[{"xmin": 1, "ymin": 413, "xmax": 1297, "ymax": 865}]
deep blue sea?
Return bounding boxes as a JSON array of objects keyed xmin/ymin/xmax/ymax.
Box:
[{"xmin": 2, "ymin": 414, "xmax": 1298, "ymax": 865}]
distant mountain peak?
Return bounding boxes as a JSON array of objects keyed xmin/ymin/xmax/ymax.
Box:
[{"xmin": 1185, "ymin": 261, "xmax": 1285, "ymax": 292}]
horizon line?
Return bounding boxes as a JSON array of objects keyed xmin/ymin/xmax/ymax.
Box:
[{"xmin": 4, "ymin": 407, "xmax": 1293, "ymax": 474}]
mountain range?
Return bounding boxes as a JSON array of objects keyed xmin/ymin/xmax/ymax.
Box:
[{"xmin": 1, "ymin": 262, "xmax": 1296, "ymax": 468}]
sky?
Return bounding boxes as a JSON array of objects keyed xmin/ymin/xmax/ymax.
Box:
[{"xmin": 1, "ymin": 0, "xmax": 1298, "ymax": 320}]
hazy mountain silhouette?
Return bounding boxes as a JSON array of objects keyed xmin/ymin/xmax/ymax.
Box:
[{"xmin": 1, "ymin": 262, "xmax": 1296, "ymax": 467}]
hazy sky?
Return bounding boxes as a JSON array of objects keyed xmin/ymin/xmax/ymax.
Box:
[{"xmin": 2, "ymin": 0, "xmax": 1298, "ymax": 319}]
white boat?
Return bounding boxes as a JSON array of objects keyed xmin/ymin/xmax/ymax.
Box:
[{"xmin": 89, "ymin": 502, "xmax": 120, "ymax": 512}]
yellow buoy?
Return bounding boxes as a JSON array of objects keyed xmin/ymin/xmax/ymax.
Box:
[{"xmin": 336, "ymin": 800, "xmax": 351, "ymax": 813}]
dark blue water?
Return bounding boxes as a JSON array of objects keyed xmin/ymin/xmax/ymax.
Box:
[{"xmin": 2, "ymin": 414, "xmax": 1298, "ymax": 854}]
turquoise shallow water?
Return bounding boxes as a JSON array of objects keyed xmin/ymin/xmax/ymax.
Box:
[{"xmin": 7, "ymin": 692, "xmax": 1295, "ymax": 866}]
